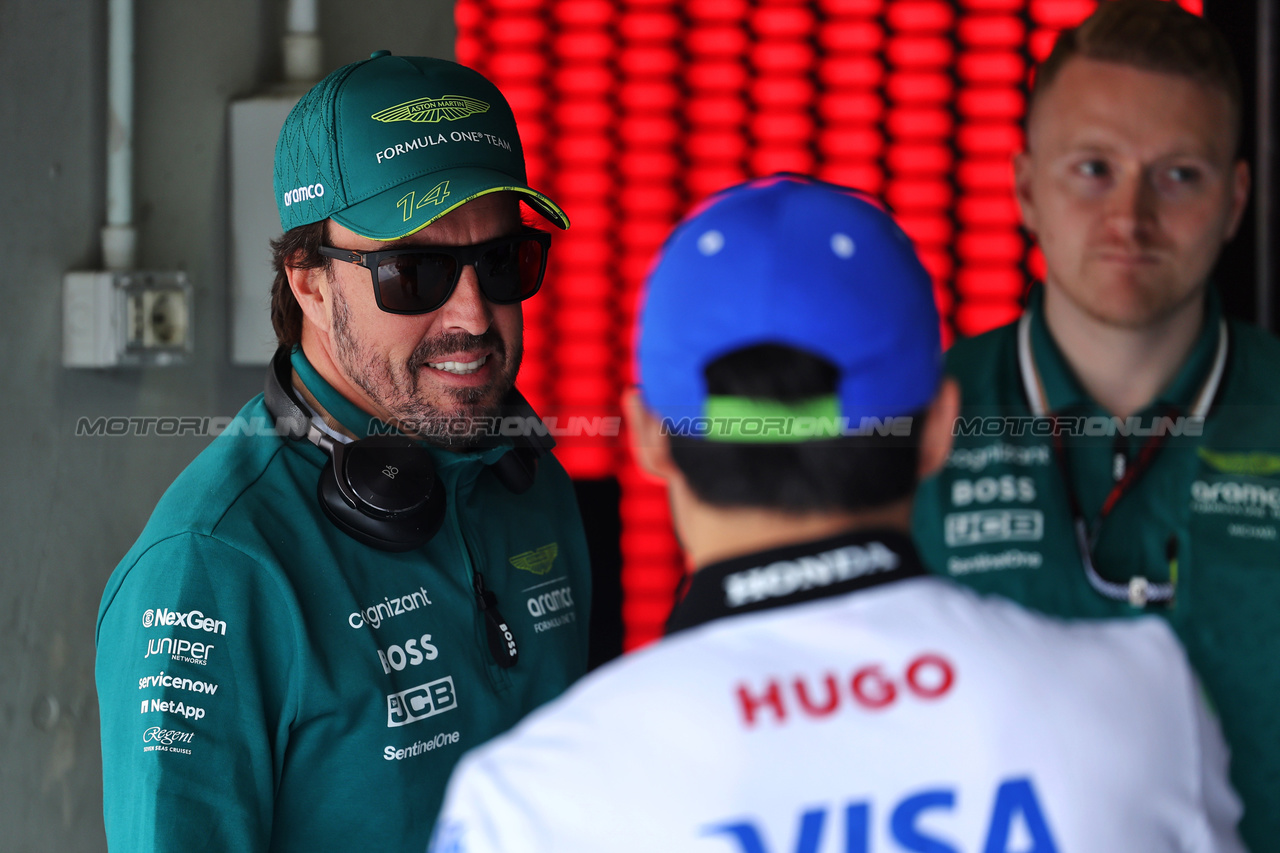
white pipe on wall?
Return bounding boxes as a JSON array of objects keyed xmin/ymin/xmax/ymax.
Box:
[
  {"xmin": 102, "ymin": 0, "xmax": 136, "ymax": 271},
  {"xmin": 287, "ymin": 0, "xmax": 317, "ymax": 33},
  {"xmin": 284, "ymin": 0, "xmax": 321, "ymax": 84}
]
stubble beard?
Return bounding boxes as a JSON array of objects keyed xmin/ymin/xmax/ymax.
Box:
[
  {"xmin": 1061, "ymin": 268, "xmax": 1204, "ymax": 332},
  {"xmin": 330, "ymin": 287, "xmax": 521, "ymax": 446}
]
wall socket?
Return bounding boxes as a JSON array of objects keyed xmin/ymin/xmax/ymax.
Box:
[{"xmin": 63, "ymin": 271, "xmax": 193, "ymax": 367}]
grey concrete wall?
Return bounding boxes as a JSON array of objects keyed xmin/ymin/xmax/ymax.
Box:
[{"xmin": 0, "ymin": 1, "xmax": 455, "ymax": 849}]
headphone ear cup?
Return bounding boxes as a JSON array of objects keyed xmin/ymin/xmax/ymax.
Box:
[{"xmin": 317, "ymin": 445, "xmax": 446, "ymax": 552}]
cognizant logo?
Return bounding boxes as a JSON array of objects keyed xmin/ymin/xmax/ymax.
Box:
[{"xmin": 349, "ymin": 587, "xmax": 433, "ymax": 630}]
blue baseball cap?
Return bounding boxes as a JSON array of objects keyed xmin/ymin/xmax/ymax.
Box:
[{"xmin": 636, "ymin": 173, "xmax": 941, "ymax": 441}]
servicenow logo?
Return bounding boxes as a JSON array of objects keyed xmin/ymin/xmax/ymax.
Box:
[{"xmin": 138, "ymin": 670, "xmax": 219, "ymax": 695}]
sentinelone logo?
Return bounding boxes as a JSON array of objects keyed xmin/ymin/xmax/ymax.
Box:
[{"xmin": 953, "ymin": 415, "xmax": 1204, "ymax": 438}]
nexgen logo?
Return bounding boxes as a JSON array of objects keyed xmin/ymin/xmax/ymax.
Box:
[{"xmin": 143, "ymin": 608, "xmax": 227, "ymax": 635}]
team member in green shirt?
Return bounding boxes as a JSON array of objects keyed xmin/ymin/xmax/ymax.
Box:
[
  {"xmin": 912, "ymin": 2, "xmax": 1279, "ymax": 848},
  {"xmin": 95, "ymin": 53, "xmax": 591, "ymax": 852}
]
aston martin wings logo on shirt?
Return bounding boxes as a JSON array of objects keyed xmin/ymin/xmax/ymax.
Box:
[
  {"xmin": 371, "ymin": 96, "xmax": 491, "ymax": 124},
  {"xmin": 509, "ymin": 544, "xmax": 558, "ymax": 576},
  {"xmin": 1198, "ymin": 448, "xmax": 1280, "ymax": 477}
]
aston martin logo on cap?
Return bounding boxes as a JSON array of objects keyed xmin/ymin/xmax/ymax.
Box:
[{"xmin": 371, "ymin": 95, "xmax": 491, "ymax": 124}]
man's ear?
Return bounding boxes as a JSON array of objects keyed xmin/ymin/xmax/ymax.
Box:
[
  {"xmin": 622, "ymin": 388, "xmax": 680, "ymax": 484},
  {"xmin": 286, "ymin": 250, "xmax": 333, "ymax": 334},
  {"xmin": 918, "ymin": 377, "xmax": 959, "ymax": 479},
  {"xmin": 1012, "ymin": 150, "xmax": 1038, "ymax": 237},
  {"xmin": 1224, "ymin": 158, "xmax": 1251, "ymax": 241}
]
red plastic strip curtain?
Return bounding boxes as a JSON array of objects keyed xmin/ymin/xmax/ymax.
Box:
[{"xmin": 457, "ymin": 0, "xmax": 1203, "ymax": 651}]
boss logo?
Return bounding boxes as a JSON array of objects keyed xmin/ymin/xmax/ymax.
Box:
[
  {"xmin": 951, "ymin": 476, "xmax": 1036, "ymax": 507},
  {"xmin": 377, "ymin": 633, "xmax": 439, "ymax": 674}
]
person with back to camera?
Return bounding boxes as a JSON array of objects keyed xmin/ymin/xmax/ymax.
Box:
[
  {"xmin": 94, "ymin": 51, "xmax": 591, "ymax": 852},
  {"xmin": 427, "ymin": 173, "xmax": 1246, "ymax": 853},
  {"xmin": 911, "ymin": 3, "xmax": 1280, "ymax": 847}
]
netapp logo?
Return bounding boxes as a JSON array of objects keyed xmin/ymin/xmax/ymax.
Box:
[
  {"xmin": 140, "ymin": 698, "xmax": 206, "ymax": 721},
  {"xmin": 387, "ymin": 676, "xmax": 457, "ymax": 728},
  {"xmin": 282, "ymin": 183, "xmax": 324, "ymax": 207},
  {"xmin": 143, "ymin": 608, "xmax": 227, "ymax": 635}
]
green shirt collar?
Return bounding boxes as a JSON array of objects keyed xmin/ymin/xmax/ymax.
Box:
[
  {"xmin": 289, "ymin": 346, "xmax": 510, "ymax": 468},
  {"xmin": 1024, "ymin": 284, "xmax": 1225, "ymax": 415}
]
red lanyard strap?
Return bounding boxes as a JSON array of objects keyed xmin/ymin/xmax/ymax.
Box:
[
  {"xmin": 1049, "ymin": 413, "xmax": 1176, "ymax": 607},
  {"xmin": 1016, "ymin": 311, "xmax": 1229, "ymax": 607}
]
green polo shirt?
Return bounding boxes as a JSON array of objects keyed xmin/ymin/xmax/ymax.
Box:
[
  {"xmin": 913, "ymin": 287, "xmax": 1280, "ymax": 851},
  {"xmin": 96, "ymin": 348, "xmax": 592, "ymax": 852}
]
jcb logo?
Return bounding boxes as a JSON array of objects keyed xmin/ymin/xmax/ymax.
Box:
[{"xmin": 387, "ymin": 676, "xmax": 457, "ymax": 728}]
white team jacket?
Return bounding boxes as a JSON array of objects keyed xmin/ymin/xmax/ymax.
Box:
[{"xmin": 431, "ymin": 531, "xmax": 1244, "ymax": 853}]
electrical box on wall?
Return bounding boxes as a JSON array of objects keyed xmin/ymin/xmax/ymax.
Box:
[
  {"xmin": 62, "ymin": 270, "xmax": 193, "ymax": 367},
  {"xmin": 229, "ymin": 94, "xmax": 299, "ymax": 365}
]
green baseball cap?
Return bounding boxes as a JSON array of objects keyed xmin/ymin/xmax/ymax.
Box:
[{"xmin": 274, "ymin": 51, "xmax": 568, "ymax": 240}]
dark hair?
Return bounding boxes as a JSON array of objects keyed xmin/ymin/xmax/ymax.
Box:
[
  {"xmin": 269, "ymin": 220, "xmax": 329, "ymax": 349},
  {"xmin": 667, "ymin": 344, "xmax": 923, "ymax": 513},
  {"xmin": 1031, "ymin": 0, "xmax": 1242, "ymax": 151}
]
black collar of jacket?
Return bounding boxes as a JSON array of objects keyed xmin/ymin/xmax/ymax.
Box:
[{"xmin": 664, "ymin": 528, "xmax": 926, "ymax": 636}]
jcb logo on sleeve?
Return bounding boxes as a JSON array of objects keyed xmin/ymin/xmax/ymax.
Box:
[{"xmin": 387, "ymin": 676, "xmax": 457, "ymax": 728}]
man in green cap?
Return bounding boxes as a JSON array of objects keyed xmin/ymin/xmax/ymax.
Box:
[
  {"xmin": 911, "ymin": 3, "xmax": 1280, "ymax": 848},
  {"xmin": 95, "ymin": 53, "xmax": 591, "ymax": 852}
]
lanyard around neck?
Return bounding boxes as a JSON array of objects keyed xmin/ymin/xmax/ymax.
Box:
[{"xmin": 1015, "ymin": 311, "xmax": 1229, "ymax": 606}]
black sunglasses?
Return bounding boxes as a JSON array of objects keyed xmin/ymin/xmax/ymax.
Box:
[{"xmin": 319, "ymin": 228, "xmax": 552, "ymax": 315}]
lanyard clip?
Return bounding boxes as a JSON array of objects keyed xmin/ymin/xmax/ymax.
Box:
[{"xmin": 1127, "ymin": 576, "xmax": 1150, "ymax": 608}]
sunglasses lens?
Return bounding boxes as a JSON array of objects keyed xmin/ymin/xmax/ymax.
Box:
[
  {"xmin": 477, "ymin": 238, "xmax": 546, "ymax": 304},
  {"xmin": 376, "ymin": 253, "xmax": 457, "ymax": 313}
]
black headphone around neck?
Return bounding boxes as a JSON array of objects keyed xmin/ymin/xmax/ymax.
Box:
[{"xmin": 263, "ymin": 346, "xmax": 554, "ymax": 552}]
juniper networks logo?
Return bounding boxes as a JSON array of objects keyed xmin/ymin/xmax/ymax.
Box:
[{"xmin": 371, "ymin": 95, "xmax": 490, "ymax": 123}]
